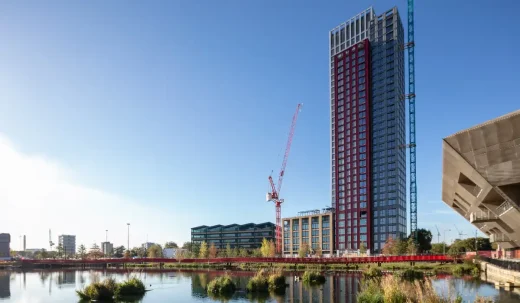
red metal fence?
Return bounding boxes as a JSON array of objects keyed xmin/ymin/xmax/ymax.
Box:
[{"xmin": 21, "ymin": 255, "xmax": 454, "ymax": 265}]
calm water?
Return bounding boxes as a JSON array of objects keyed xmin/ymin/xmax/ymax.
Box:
[{"xmin": 1, "ymin": 269, "xmax": 520, "ymax": 302}]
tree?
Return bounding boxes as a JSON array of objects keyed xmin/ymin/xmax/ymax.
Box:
[
  {"xmin": 78, "ymin": 245, "xmax": 87, "ymax": 259},
  {"xmin": 431, "ymin": 243, "xmax": 445, "ymax": 254},
  {"xmin": 225, "ymin": 244, "xmax": 232, "ymax": 258},
  {"xmin": 191, "ymin": 243, "xmax": 200, "ymax": 256},
  {"xmin": 56, "ymin": 243, "xmax": 64, "ymax": 258},
  {"xmin": 410, "ymin": 229, "xmax": 433, "ymax": 253},
  {"xmin": 124, "ymin": 250, "xmax": 131, "ymax": 258},
  {"xmin": 131, "ymin": 247, "xmax": 146, "ymax": 258},
  {"xmin": 209, "ymin": 243, "xmax": 218, "ymax": 258},
  {"xmin": 176, "ymin": 249, "xmax": 186, "ymax": 261},
  {"xmin": 239, "ymin": 248, "xmax": 248, "ymax": 257},
  {"xmin": 252, "ymin": 248, "xmax": 262, "ymax": 257},
  {"xmin": 114, "ymin": 246, "xmax": 126, "ymax": 258},
  {"xmin": 164, "ymin": 242, "xmax": 178, "ymax": 249},
  {"xmin": 182, "ymin": 242, "xmax": 193, "ymax": 251},
  {"xmin": 448, "ymin": 242, "xmax": 464, "ymax": 257},
  {"xmin": 394, "ymin": 239, "xmax": 408, "ymax": 255},
  {"xmin": 88, "ymin": 243, "xmax": 103, "ymax": 259},
  {"xmin": 268, "ymin": 240, "xmax": 276, "ymax": 257},
  {"xmin": 199, "ymin": 241, "xmax": 208, "ymax": 258},
  {"xmin": 359, "ymin": 242, "xmax": 367, "ymax": 254},
  {"xmin": 406, "ymin": 238, "xmax": 418, "ymax": 255},
  {"xmin": 260, "ymin": 238, "xmax": 270, "ymax": 257},
  {"xmin": 233, "ymin": 247, "xmax": 239, "ymax": 258},
  {"xmin": 148, "ymin": 244, "xmax": 163, "ymax": 258},
  {"xmin": 298, "ymin": 243, "xmax": 309, "ymax": 258},
  {"xmin": 382, "ymin": 237, "xmax": 396, "ymax": 255},
  {"xmin": 315, "ymin": 246, "xmax": 323, "ymax": 258}
]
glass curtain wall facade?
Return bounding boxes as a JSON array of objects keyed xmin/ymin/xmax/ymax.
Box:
[
  {"xmin": 330, "ymin": 7, "xmax": 406, "ymax": 253},
  {"xmin": 191, "ymin": 222, "xmax": 275, "ymax": 250}
]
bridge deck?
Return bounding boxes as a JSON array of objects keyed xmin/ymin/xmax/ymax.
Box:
[{"xmin": 21, "ymin": 255, "xmax": 454, "ymax": 265}]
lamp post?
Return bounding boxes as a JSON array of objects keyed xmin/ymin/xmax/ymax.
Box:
[
  {"xmin": 127, "ymin": 223, "xmax": 130, "ymax": 253},
  {"xmin": 443, "ymin": 229, "xmax": 451, "ymax": 255},
  {"xmin": 105, "ymin": 230, "xmax": 108, "ymax": 243}
]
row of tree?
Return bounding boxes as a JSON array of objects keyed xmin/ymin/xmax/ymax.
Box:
[
  {"xmin": 430, "ymin": 237, "xmax": 494, "ymax": 256},
  {"xmin": 29, "ymin": 241, "xmax": 192, "ymax": 260},
  {"xmin": 381, "ymin": 229, "xmax": 433, "ymax": 255}
]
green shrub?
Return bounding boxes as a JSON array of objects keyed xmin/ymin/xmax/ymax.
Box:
[
  {"xmin": 398, "ymin": 268, "xmax": 424, "ymax": 280},
  {"xmin": 452, "ymin": 265, "xmax": 465, "ymax": 276},
  {"xmin": 207, "ymin": 275, "xmax": 236, "ymax": 295},
  {"xmin": 268, "ymin": 272, "xmax": 286, "ymax": 293},
  {"xmin": 471, "ymin": 266, "xmax": 481, "ymax": 278},
  {"xmin": 76, "ymin": 278, "xmax": 117, "ymax": 301},
  {"xmin": 357, "ymin": 279, "xmax": 384, "ymax": 303},
  {"xmin": 247, "ymin": 270, "xmax": 269, "ymax": 292},
  {"xmin": 363, "ymin": 267, "xmax": 383, "ymax": 280},
  {"xmin": 302, "ymin": 271, "xmax": 326, "ymax": 284},
  {"xmin": 115, "ymin": 277, "xmax": 146, "ymax": 298}
]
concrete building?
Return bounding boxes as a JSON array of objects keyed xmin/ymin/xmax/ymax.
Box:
[
  {"xmin": 0, "ymin": 234, "xmax": 10, "ymax": 260},
  {"xmin": 101, "ymin": 242, "xmax": 113, "ymax": 256},
  {"xmin": 58, "ymin": 235, "xmax": 76, "ymax": 255},
  {"xmin": 163, "ymin": 248, "xmax": 188, "ymax": 258},
  {"xmin": 191, "ymin": 222, "xmax": 275, "ymax": 250},
  {"xmin": 282, "ymin": 209, "xmax": 335, "ymax": 257},
  {"xmin": 442, "ymin": 109, "xmax": 520, "ymax": 250},
  {"xmin": 330, "ymin": 6, "xmax": 407, "ymax": 253}
]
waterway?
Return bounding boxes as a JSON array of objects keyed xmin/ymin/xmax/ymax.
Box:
[{"xmin": 1, "ymin": 269, "xmax": 520, "ymax": 302}]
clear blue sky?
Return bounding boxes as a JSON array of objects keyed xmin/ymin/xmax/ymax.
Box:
[{"xmin": 0, "ymin": 0, "xmax": 519, "ymax": 249}]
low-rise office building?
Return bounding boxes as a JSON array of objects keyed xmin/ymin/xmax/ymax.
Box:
[
  {"xmin": 442, "ymin": 109, "xmax": 520, "ymax": 250},
  {"xmin": 0, "ymin": 234, "xmax": 10, "ymax": 260},
  {"xmin": 58, "ymin": 235, "xmax": 76, "ymax": 255},
  {"xmin": 282, "ymin": 209, "xmax": 335, "ymax": 257},
  {"xmin": 191, "ymin": 222, "xmax": 275, "ymax": 250}
]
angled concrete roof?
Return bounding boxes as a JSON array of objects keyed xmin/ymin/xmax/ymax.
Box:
[
  {"xmin": 443, "ymin": 110, "xmax": 520, "ymax": 187},
  {"xmin": 442, "ymin": 109, "xmax": 520, "ymax": 249}
]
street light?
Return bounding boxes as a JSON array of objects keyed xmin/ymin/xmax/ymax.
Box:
[
  {"xmin": 127, "ymin": 223, "xmax": 130, "ymax": 253},
  {"xmin": 105, "ymin": 230, "xmax": 108, "ymax": 243},
  {"xmin": 443, "ymin": 229, "xmax": 451, "ymax": 255}
]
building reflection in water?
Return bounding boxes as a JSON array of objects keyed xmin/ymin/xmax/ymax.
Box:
[
  {"xmin": 0, "ymin": 271, "xmax": 10, "ymax": 299},
  {"xmin": 189, "ymin": 271, "xmax": 361, "ymax": 302},
  {"xmin": 56, "ymin": 271, "xmax": 76, "ymax": 288}
]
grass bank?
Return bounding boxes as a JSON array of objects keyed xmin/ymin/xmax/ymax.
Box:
[
  {"xmin": 121, "ymin": 261, "xmax": 464, "ymax": 275},
  {"xmin": 357, "ymin": 275, "xmax": 492, "ymax": 303}
]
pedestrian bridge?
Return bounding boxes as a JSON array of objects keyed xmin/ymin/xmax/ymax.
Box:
[{"xmin": 20, "ymin": 255, "xmax": 454, "ymax": 266}]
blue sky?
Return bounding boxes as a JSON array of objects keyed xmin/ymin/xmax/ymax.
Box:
[{"xmin": 0, "ymin": 0, "xmax": 519, "ymax": 249}]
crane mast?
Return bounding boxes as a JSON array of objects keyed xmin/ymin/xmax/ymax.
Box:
[
  {"xmin": 407, "ymin": 0, "xmax": 418, "ymax": 242},
  {"xmin": 267, "ymin": 103, "xmax": 302, "ymax": 254}
]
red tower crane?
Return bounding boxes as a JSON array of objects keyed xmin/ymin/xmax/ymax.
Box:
[{"xmin": 267, "ymin": 103, "xmax": 302, "ymax": 254}]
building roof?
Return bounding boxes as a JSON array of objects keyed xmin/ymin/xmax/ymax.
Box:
[{"xmin": 191, "ymin": 222, "xmax": 275, "ymax": 230}]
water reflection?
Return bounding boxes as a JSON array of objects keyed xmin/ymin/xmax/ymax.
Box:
[
  {"xmin": 0, "ymin": 272, "xmax": 9, "ymax": 299},
  {"xmin": 1, "ymin": 269, "xmax": 520, "ymax": 302}
]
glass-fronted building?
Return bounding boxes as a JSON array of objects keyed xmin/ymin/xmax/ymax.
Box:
[
  {"xmin": 330, "ymin": 6, "xmax": 406, "ymax": 253},
  {"xmin": 191, "ymin": 222, "xmax": 275, "ymax": 250}
]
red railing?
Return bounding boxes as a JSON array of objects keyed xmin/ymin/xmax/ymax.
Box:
[{"xmin": 21, "ymin": 255, "xmax": 454, "ymax": 265}]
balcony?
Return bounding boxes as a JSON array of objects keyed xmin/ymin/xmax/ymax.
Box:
[
  {"xmin": 496, "ymin": 200, "xmax": 516, "ymax": 216},
  {"xmin": 469, "ymin": 210, "xmax": 498, "ymax": 223},
  {"xmin": 490, "ymin": 233, "xmax": 511, "ymax": 243}
]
